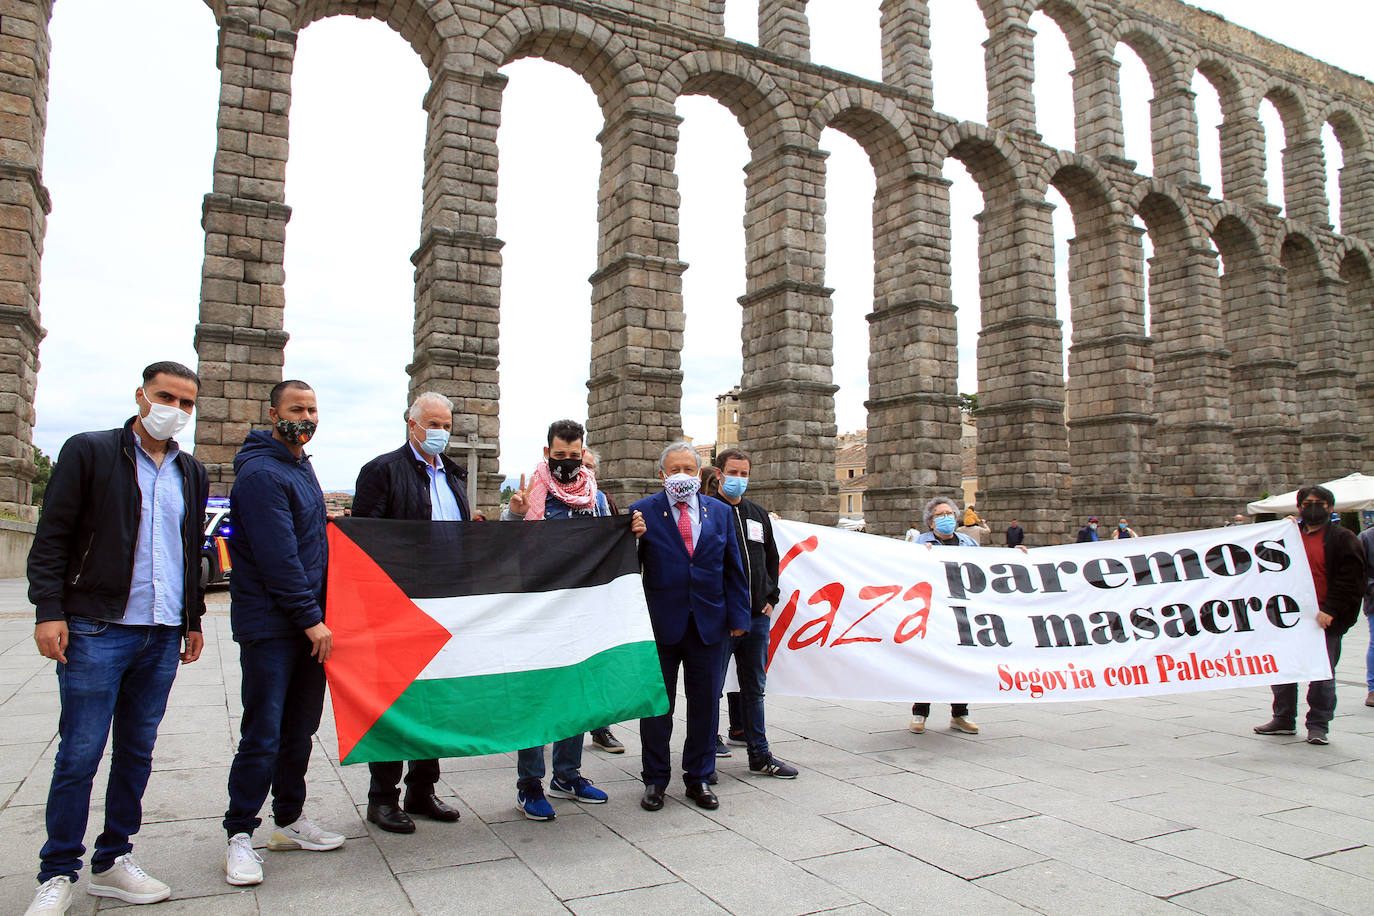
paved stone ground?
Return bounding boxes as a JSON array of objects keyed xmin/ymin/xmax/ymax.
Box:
[{"xmin": 1, "ymin": 579, "xmax": 1372, "ymax": 914}]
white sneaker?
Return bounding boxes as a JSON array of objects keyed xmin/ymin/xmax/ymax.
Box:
[
  {"xmin": 87, "ymin": 853, "xmax": 171, "ymax": 904},
  {"xmin": 909, "ymin": 715, "xmax": 927, "ymax": 734},
  {"xmin": 224, "ymin": 833, "xmax": 264, "ymax": 886},
  {"xmin": 267, "ymin": 814, "xmax": 345, "ymax": 851},
  {"xmin": 24, "ymin": 876, "xmax": 73, "ymax": 915}
]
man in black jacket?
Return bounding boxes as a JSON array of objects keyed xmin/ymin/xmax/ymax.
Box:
[
  {"xmin": 713, "ymin": 448, "xmax": 798, "ymax": 779},
  {"xmin": 351, "ymin": 392, "xmax": 468, "ymax": 834},
  {"xmin": 25, "ymin": 361, "xmax": 208, "ymax": 913},
  {"xmin": 1254, "ymin": 485, "xmax": 1367, "ymax": 745},
  {"xmin": 222, "ymin": 380, "xmax": 344, "ymax": 888}
]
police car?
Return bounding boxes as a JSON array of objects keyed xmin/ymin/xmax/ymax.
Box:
[{"xmin": 201, "ymin": 496, "xmax": 233, "ymax": 588}]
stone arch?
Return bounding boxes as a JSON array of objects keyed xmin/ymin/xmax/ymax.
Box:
[
  {"xmin": 288, "ymin": 0, "xmax": 457, "ymax": 71},
  {"xmin": 659, "ymin": 50, "xmax": 803, "ymax": 153},
  {"xmin": 1191, "ymin": 56, "xmax": 1262, "ymax": 202},
  {"xmin": 1281, "ymin": 229, "xmax": 1358, "ymax": 476},
  {"xmin": 1136, "ymin": 184, "xmax": 1233, "ymax": 521},
  {"xmin": 1131, "ymin": 180, "xmax": 1203, "ymax": 251},
  {"xmin": 1205, "ymin": 209, "xmax": 1298, "ymax": 496},
  {"xmin": 1257, "ymin": 81, "xmax": 1329, "ymax": 224},
  {"xmin": 474, "ymin": 5, "xmax": 652, "ymax": 118},
  {"xmin": 1114, "ymin": 21, "xmax": 1196, "ymax": 178},
  {"xmin": 930, "ymin": 121, "xmax": 1028, "ymax": 204},
  {"xmin": 1044, "ymin": 154, "xmax": 1154, "ymax": 521},
  {"xmin": 1036, "ymin": 149, "xmax": 1128, "ymax": 218},
  {"xmin": 1337, "ymin": 245, "xmax": 1374, "ymax": 470},
  {"xmin": 1113, "ymin": 21, "xmax": 1187, "ymax": 91},
  {"xmin": 1026, "ymin": 0, "xmax": 1112, "ymax": 67},
  {"xmin": 1204, "ymin": 203, "xmax": 1267, "ymax": 263},
  {"xmin": 1319, "ymin": 103, "xmax": 1374, "ymax": 237},
  {"xmin": 809, "ymin": 87, "xmax": 919, "ymax": 181}
]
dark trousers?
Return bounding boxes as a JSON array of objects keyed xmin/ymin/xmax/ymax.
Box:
[
  {"xmin": 39, "ymin": 620, "xmax": 181, "ymax": 882},
  {"xmin": 1271, "ymin": 627, "xmax": 1343, "ymax": 732},
  {"xmin": 722, "ymin": 613, "xmax": 771, "ymax": 762},
  {"xmin": 640, "ymin": 620, "xmax": 724, "ymax": 786},
  {"xmin": 223, "ymin": 635, "xmax": 326, "ymax": 837},
  {"xmin": 368, "ymin": 759, "xmax": 440, "ymax": 806},
  {"xmin": 912, "ymin": 702, "xmax": 969, "ymax": 718}
]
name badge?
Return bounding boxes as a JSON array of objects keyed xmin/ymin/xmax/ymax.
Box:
[{"xmin": 747, "ymin": 519, "xmax": 765, "ymax": 543}]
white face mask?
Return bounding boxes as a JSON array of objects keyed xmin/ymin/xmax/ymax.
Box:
[
  {"xmin": 663, "ymin": 472, "xmax": 700, "ymax": 502},
  {"xmin": 140, "ymin": 399, "xmax": 191, "ymax": 441}
]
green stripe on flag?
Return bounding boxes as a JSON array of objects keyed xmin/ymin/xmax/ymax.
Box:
[{"xmin": 342, "ymin": 641, "xmax": 669, "ymax": 764}]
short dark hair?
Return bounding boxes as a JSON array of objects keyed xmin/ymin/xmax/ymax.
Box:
[
  {"xmin": 270, "ymin": 379, "xmax": 313, "ymax": 408},
  {"xmin": 713, "ymin": 447, "xmax": 751, "ymax": 470},
  {"xmin": 142, "ymin": 361, "xmax": 200, "ymax": 389},
  {"xmin": 547, "ymin": 419, "xmax": 585, "ymax": 446},
  {"xmin": 1296, "ymin": 485, "xmax": 1335, "ymax": 507}
]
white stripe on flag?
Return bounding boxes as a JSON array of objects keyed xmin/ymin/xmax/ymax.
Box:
[{"xmin": 412, "ymin": 573, "xmax": 654, "ymax": 680}]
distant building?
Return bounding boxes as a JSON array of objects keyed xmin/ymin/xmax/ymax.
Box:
[
  {"xmin": 835, "ymin": 430, "xmax": 867, "ymax": 524},
  {"xmin": 716, "ymin": 386, "xmax": 739, "ymax": 451},
  {"xmin": 961, "ymin": 413, "xmax": 978, "ymax": 508}
]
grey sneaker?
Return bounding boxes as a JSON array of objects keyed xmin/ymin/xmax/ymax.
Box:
[
  {"xmin": 1306, "ymin": 729, "xmax": 1329, "ymax": 746},
  {"xmin": 24, "ymin": 876, "xmax": 73, "ymax": 915},
  {"xmin": 1253, "ymin": 719, "xmax": 1296, "ymax": 736},
  {"xmin": 267, "ymin": 814, "xmax": 344, "ymax": 851},
  {"xmin": 87, "ymin": 853, "xmax": 170, "ymax": 904}
]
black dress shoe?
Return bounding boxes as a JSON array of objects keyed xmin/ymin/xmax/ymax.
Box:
[
  {"xmin": 403, "ymin": 791, "xmax": 461, "ymax": 822},
  {"xmin": 367, "ymin": 803, "xmax": 416, "ymax": 834},
  {"xmin": 684, "ymin": 783, "xmax": 719, "ymax": 810},
  {"xmin": 640, "ymin": 784, "xmax": 665, "ymax": 811}
]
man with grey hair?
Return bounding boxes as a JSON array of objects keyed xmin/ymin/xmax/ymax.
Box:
[
  {"xmin": 631, "ymin": 442, "xmax": 749, "ymax": 812},
  {"xmin": 351, "ymin": 392, "xmax": 470, "ymax": 834}
]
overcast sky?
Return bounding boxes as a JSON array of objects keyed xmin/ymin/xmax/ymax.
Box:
[{"xmin": 33, "ymin": 1, "xmax": 1372, "ymax": 490}]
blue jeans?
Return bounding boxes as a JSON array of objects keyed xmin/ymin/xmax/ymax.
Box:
[
  {"xmin": 722, "ymin": 613, "xmax": 771, "ymax": 762},
  {"xmin": 223, "ymin": 635, "xmax": 325, "ymax": 837},
  {"xmin": 39, "ymin": 619, "xmax": 181, "ymax": 882},
  {"xmin": 516, "ymin": 735, "xmax": 583, "ymax": 791},
  {"xmin": 1366, "ymin": 613, "xmax": 1373, "ymax": 691}
]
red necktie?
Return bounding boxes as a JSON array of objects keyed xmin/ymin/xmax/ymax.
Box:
[{"xmin": 676, "ymin": 501, "xmax": 694, "ymax": 556}]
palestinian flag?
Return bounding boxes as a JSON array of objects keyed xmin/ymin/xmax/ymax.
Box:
[{"xmin": 325, "ymin": 515, "xmax": 667, "ymax": 765}]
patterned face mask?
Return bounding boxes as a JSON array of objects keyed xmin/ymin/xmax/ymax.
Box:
[
  {"xmin": 663, "ymin": 472, "xmax": 700, "ymax": 502},
  {"xmin": 275, "ymin": 418, "xmax": 317, "ymax": 446}
]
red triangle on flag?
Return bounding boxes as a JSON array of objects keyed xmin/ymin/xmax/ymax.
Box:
[{"xmin": 325, "ymin": 524, "xmax": 453, "ymax": 763}]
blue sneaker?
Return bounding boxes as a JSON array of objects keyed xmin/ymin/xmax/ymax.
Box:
[
  {"xmin": 516, "ymin": 785, "xmax": 556, "ymax": 821},
  {"xmin": 548, "ymin": 775, "xmax": 609, "ymax": 804}
]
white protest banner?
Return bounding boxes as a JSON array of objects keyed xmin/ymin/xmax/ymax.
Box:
[{"xmin": 765, "ymin": 520, "xmax": 1331, "ymax": 703}]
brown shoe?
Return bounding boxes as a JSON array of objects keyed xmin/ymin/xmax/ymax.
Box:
[{"xmin": 1366, "ymin": 690, "xmax": 1374, "ymax": 708}]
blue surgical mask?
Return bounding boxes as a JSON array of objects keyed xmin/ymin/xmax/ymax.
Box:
[
  {"xmin": 934, "ymin": 515, "xmax": 958, "ymax": 536},
  {"xmin": 419, "ymin": 428, "xmax": 450, "ymax": 456},
  {"xmin": 720, "ymin": 476, "xmax": 748, "ymax": 499}
]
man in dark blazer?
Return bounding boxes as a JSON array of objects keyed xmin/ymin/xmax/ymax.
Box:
[
  {"xmin": 351, "ymin": 392, "xmax": 469, "ymax": 834},
  {"xmin": 631, "ymin": 442, "xmax": 750, "ymax": 812}
]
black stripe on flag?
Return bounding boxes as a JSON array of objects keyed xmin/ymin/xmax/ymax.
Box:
[{"xmin": 330, "ymin": 515, "xmax": 639, "ymax": 598}]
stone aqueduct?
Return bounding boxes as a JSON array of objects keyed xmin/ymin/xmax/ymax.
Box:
[{"xmin": 0, "ymin": 0, "xmax": 1370, "ymax": 538}]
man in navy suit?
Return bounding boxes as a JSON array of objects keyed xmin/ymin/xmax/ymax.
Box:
[{"xmin": 632, "ymin": 442, "xmax": 750, "ymax": 811}]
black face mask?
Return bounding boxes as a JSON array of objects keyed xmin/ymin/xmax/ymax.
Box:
[
  {"xmin": 275, "ymin": 418, "xmax": 317, "ymax": 446},
  {"xmin": 1300, "ymin": 503, "xmax": 1329, "ymax": 527},
  {"xmin": 549, "ymin": 456, "xmax": 582, "ymax": 484}
]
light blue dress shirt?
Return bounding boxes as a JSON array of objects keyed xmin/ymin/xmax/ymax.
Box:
[
  {"xmin": 120, "ymin": 434, "xmax": 186, "ymax": 627},
  {"xmin": 410, "ymin": 443, "xmax": 464, "ymax": 521}
]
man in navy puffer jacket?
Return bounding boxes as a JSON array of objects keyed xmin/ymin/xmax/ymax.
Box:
[{"xmin": 221, "ymin": 380, "xmax": 344, "ymax": 888}]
